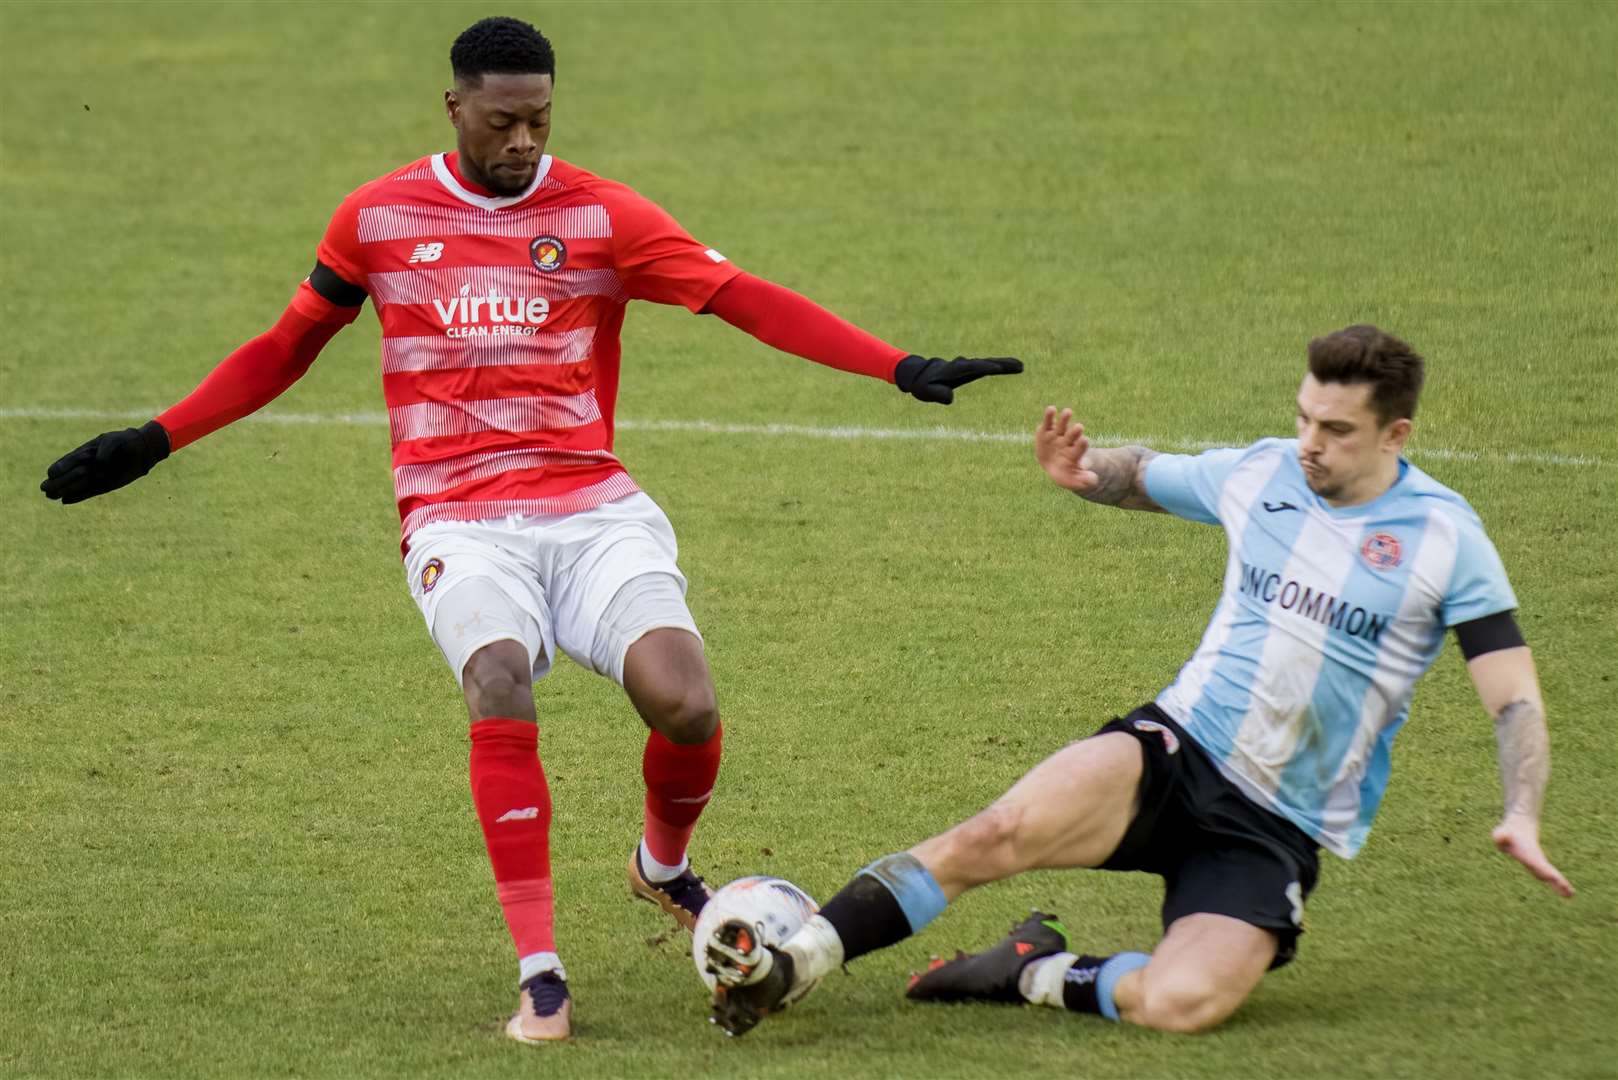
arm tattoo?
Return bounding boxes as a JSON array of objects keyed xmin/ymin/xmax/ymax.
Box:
[
  {"xmin": 1494, "ymin": 698, "xmax": 1550, "ymax": 820},
  {"xmin": 1077, "ymin": 446, "xmax": 1163, "ymax": 512}
]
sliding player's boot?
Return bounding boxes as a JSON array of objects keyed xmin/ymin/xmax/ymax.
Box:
[
  {"xmin": 905, "ymin": 910, "xmax": 1069, "ymax": 1004},
  {"xmin": 628, "ymin": 847, "xmax": 713, "ymax": 931},
  {"xmin": 706, "ymin": 920, "xmax": 796, "ymax": 1037},
  {"xmin": 505, "ymin": 971, "xmax": 571, "ymax": 1043}
]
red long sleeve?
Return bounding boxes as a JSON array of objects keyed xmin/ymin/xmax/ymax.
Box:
[
  {"xmin": 702, "ymin": 272, "xmax": 906, "ymax": 382},
  {"xmin": 156, "ymin": 282, "xmax": 359, "ymax": 451}
]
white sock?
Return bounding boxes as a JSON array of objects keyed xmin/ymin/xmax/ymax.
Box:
[
  {"xmin": 781, "ymin": 914, "xmax": 847, "ymax": 986},
  {"xmin": 638, "ymin": 838, "xmax": 689, "ymax": 883},
  {"xmin": 1019, "ymin": 952, "xmax": 1079, "ymax": 1008},
  {"xmin": 518, "ymin": 951, "xmax": 566, "ymax": 986}
]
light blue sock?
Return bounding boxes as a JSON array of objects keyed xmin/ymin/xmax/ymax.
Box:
[
  {"xmin": 859, "ymin": 852, "xmax": 948, "ymax": 933},
  {"xmin": 1096, "ymin": 951, "xmax": 1151, "ymax": 1021}
]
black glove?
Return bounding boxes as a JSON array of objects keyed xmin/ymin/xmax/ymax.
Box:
[
  {"xmin": 40, "ymin": 420, "xmax": 171, "ymax": 504},
  {"xmin": 895, "ymin": 354, "xmax": 1023, "ymax": 405}
]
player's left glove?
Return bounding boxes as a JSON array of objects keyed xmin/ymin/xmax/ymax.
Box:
[
  {"xmin": 40, "ymin": 420, "xmax": 171, "ymax": 504},
  {"xmin": 895, "ymin": 354, "xmax": 1023, "ymax": 405}
]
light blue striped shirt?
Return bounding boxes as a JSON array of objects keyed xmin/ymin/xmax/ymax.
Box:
[{"xmin": 1145, "ymin": 438, "xmax": 1516, "ymax": 857}]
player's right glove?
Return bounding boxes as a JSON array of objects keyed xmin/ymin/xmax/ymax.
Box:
[
  {"xmin": 895, "ymin": 354, "xmax": 1023, "ymax": 405},
  {"xmin": 40, "ymin": 420, "xmax": 171, "ymax": 504}
]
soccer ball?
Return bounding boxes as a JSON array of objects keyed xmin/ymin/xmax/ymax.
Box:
[{"xmin": 692, "ymin": 876, "xmax": 819, "ymax": 994}]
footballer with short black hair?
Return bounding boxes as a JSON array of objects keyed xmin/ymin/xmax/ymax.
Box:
[{"xmin": 40, "ymin": 15, "xmax": 1021, "ymax": 1044}]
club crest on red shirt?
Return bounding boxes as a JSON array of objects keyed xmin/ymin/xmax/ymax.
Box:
[
  {"xmin": 529, "ymin": 235, "xmax": 566, "ymax": 273},
  {"xmin": 421, "ymin": 558, "xmax": 444, "ymax": 593},
  {"xmin": 1361, "ymin": 532, "xmax": 1402, "ymax": 570}
]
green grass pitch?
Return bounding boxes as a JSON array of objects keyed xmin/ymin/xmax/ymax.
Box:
[{"xmin": 2, "ymin": 2, "xmax": 1614, "ymax": 1077}]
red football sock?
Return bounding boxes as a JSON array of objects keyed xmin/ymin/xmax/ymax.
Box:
[
  {"xmin": 641, "ymin": 725, "xmax": 723, "ymax": 867},
  {"xmin": 469, "ymin": 718, "xmax": 555, "ymax": 957}
]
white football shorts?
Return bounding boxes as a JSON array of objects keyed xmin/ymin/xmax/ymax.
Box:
[{"xmin": 403, "ymin": 492, "xmax": 701, "ymax": 688}]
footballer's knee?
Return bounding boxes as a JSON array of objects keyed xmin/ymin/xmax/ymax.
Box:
[
  {"xmin": 462, "ymin": 640, "xmax": 535, "ymax": 722},
  {"xmin": 623, "ymin": 629, "xmax": 718, "ymax": 743},
  {"xmin": 1131, "ymin": 973, "xmax": 1241, "ymax": 1034},
  {"xmin": 644, "ymin": 678, "xmax": 718, "ymax": 744}
]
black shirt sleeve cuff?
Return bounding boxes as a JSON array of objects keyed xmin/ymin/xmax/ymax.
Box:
[
  {"xmin": 1453, "ymin": 610, "xmax": 1526, "ymax": 661},
  {"xmin": 309, "ymin": 260, "xmax": 367, "ymax": 307}
]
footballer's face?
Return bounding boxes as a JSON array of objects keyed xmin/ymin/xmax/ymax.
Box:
[
  {"xmin": 1294, "ymin": 375, "xmax": 1411, "ymax": 506},
  {"xmin": 445, "ymin": 72, "xmax": 554, "ymax": 196}
]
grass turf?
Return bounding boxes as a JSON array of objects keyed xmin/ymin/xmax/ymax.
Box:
[{"xmin": 2, "ymin": 2, "xmax": 1615, "ymax": 1077}]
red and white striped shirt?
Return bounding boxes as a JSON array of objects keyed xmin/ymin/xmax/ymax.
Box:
[{"xmin": 306, "ymin": 152, "xmax": 742, "ymax": 547}]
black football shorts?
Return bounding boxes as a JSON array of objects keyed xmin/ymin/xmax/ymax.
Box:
[{"xmin": 1096, "ymin": 704, "xmax": 1321, "ymax": 969}]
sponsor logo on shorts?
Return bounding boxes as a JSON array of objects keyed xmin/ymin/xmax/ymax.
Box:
[
  {"xmin": 1132, "ymin": 718, "xmax": 1180, "ymax": 755},
  {"xmin": 421, "ymin": 557, "xmax": 444, "ymax": 593},
  {"xmin": 529, "ymin": 235, "xmax": 566, "ymax": 273},
  {"xmin": 1361, "ymin": 532, "xmax": 1402, "ymax": 570},
  {"xmin": 1286, "ymin": 881, "xmax": 1305, "ymax": 927}
]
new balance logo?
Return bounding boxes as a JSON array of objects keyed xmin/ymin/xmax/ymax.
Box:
[
  {"xmin": 495, "ymin": 806, "xmax": 539, "ymax": 823},
  {"xmin": 409, "ymin": 242, "xmax": 445, "ymax": 264},
  {"xmin": 1263, "ymin": 501, "xmax": 1300, "ymax": 513}
]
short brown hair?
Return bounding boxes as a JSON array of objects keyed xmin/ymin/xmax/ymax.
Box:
[{"xmin": 1306, "ymin": 324, "xmax": 1425, "ymax": 425}]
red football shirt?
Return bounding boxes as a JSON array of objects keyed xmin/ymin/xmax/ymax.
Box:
[{"xmin": 303, "ymin": 152, "xmax": 743, "ymax": 547}]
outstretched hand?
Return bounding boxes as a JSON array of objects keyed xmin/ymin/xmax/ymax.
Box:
[
  {"xmin": 1492, "ymin": 815, "xmax": 1574, "ymax": 898},
  {"xmin": 895, "ymin": 354, "xmax": 1022, "ymax": 405},
  {"xmin": 1035, "ymin": 406, "xmax": 1099, "ymax": 494},
  {"xmin": 40, "ymin": 421, "xmax": 170, "ymax": 504}
]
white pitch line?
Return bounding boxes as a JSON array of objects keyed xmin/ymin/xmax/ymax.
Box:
[{"xmin": 1, "ymin": 405, "xmax": 1610, "ymax": 469}]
